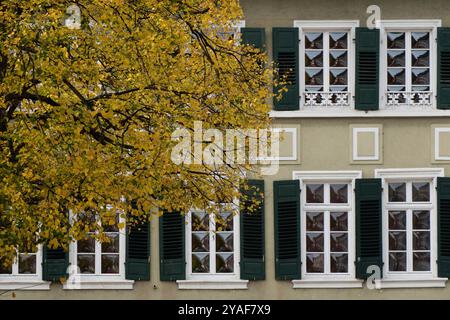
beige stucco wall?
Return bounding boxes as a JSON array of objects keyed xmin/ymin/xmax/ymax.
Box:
[{"xmin": 5, "ymin": 0, "xmax": 450, "ymax": 300}]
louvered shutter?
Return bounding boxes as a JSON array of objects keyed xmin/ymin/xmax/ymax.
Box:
[
  {"xmin": 126, "ymin": 221, "xmax": 150, "ymax": 280},
  {"xmin": 438, "ymin": 28, "xmax": 450, "ymax": 109},
  {"xmin": 241, "ymin": 28, "xmax": 265, "ymax": 51},
  {"xmin": 42, "ymin": 247, "xmax": 68, "ymax": 281},
  {"xmin": 274, "ymin": 180, "xmax": 301, "ymax": 280},
  {"xmin": 355, "ymin": 28, "xmax": 380, "ymax": 111},
  {"xmin": 438, "ymin": 177, "xmax": 450, "ymax": 277},
  {"xmin": 240, "ymin": 180, "xmax": 265, "ymax": 280},
  {"xmin": 273, "ymin": 28, "xmax": 299, "ymax": 111},
  {"xmin": 159, "ymin": 211, "xmax": 185, "ymax": 281},
  {"xmin": 355, "ymin": 179, "xmax": 383, "ymax": 279}
]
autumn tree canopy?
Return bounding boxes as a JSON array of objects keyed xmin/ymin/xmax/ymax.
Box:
[{"xmin": 0, "ymin": 0, "xmax": 272, "ymax": 261}]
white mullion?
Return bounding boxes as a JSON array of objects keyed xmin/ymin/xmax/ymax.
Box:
[
  {"xmin": 324, "ymin": 210, "xmax": 330, "ymax": 274},
  {"xmin": 12, "ymin": 254, "xmax": 19, "ymax": 275},
  {"xmin": 406, "ymin": 208, "xmax": 413, "ymax": 272},
  {"xmin": 95, "ymin": 239, "xmax": 101, "ymax": 275},
  {"xmin": 324, "ymin": 32, "xmax": 330, "ymax": 93},
  {"xmin": 406, "ymin": 31, "xmax": 412, "ymax": 96},
  {"xmin": 210, "ymin": 214, "xmax": 216, "ymax": 275}
]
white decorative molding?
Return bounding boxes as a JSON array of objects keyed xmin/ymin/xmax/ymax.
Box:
[
  {"xmin": 374, "ymin": 168, "xmax": 444, "ymax": 179},
  {"xmin": 352, "ymin": 127, "xmax": 380, "ymax": 161},
  {"xmin": 257, "ymin": 128, "xmax": 298, "ymax": 161},
  {"xmin": 63, "ymin": 279, "xmax": 134, "ymax": 290},
  {"xmin": 435, "ymin": 127, "xmax": 450, "ymax": 161},
  {"xmin": 304, "ymin": 92, "xmax": 350, "ymax": 107},
  {"xmin": 270, "ymin": 110, "xmax": 450, "ymax": 118},
  {"xmin": 0, "ymin": 280, "xmax": 51, "ymax": 291},
  {"xmin": 177, "ymin": 280, "xmax": 249, "ymax": 290},
  {"xmin": 386, "ymin": 92, "xmax": 433, "ymax": 107},
  {"xmin": 377, "ymin": 278, "xmax": 447, "ymax": 289},
  {"xmin": 293, "ymin": 170, "xmax": 362, "ymax": 181},
  {"xmin": 292, "ymin": 279, "xmax": 363, "ymax": 289}
]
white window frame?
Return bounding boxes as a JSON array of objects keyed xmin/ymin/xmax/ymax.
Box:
[
  {"xmin": 65, "ymin": 210, "xmax": 133, "ymax": 290},
  {"xmin": 379, "ymin": 20, "xmax": 441, "ymax": 110},
  {"xmin": 292, "ymin": 171, "xmax": 363, "ymax": 288},
  {"xmin": 0, "ymin": 245, "xmax": 50, "ymax": 290},
  {"xmin": 294, "ymin": 20, "xmax": 359, "ymax": 110},
  {"xmin": 375, "ymin": 168, "xmax": 447, "ymax": 288},
  {"xmin": 352, "ymin": 127, "xmax": 380, "ymax": 161}
]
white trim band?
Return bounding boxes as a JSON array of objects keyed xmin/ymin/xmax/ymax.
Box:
[
  {"xmin": 177, "ymin": 280, "xmax": 249, "ymax": 290},
  {"xmin": 376, "ymin": 278, "xmax": 447, "ymax": 289},
  {"xmin": 63, "ymin": 279, "xmax": 134, "ymax": 290},
  {"xmin": 292, "ymin": 279, "xmax": 363, "ymax": 289},
  {"xmin": 0, "ymin": 280, "xmax": 51, "ymax": 291}
]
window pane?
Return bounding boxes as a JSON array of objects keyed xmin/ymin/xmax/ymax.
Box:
[
  {"xmin": 305, "ymin": 69, "xmax": 323, "ymax": 86},
  {"xmin": 77, "ymin": 238, "xmax": 95, "ymax": 253},
  {"xmin": 388, "ymin": 68, "xmax": 405, "ymax": 85},
  {"xmin": 0, "ymin": 258, "xmax": 12, "ymax": 274},
  {"xmin": 192, "ymin": 212, "xmax": 209, "ymax": 231},
  {"xmin": 306, "ymin": 253, "xmax": 324, "ymax": 273},
  {"xmin": 305, "ymin": 33, "xmax": 323, "ymax": 49},
  {"xmin": 216, "ymin": 212, "xmax": 233, "ymax": 231},
  {"xmin": 387, "ymin": 32, "xmax": 405, "ymax": 49},
  {"xmin": 389, "ymin": 231, "xmax": 406, "ymax": 250},
  {"xmin": 306, "ymin": 212, "xmax": 324, "ymax": 231},
  {"xmin": 329, "ymin": 51, "xmax": 347, "ymax": 67},
  {"xmin": 389, "ymin": 252, "xmax": 407, "ymax": 271},
  {"xmin": 216, "ymin": 233, "xmax": 233, "ymax": 252},
  {"xmin": 413, "ymin": 211, "xmax": 430, "ymax": 229},
  {"xmin": 413, "ymin": 252, "xmax": 430, "ymax": 271},
  {"xmin": 101, "ymin": 254, "xmax": 119, "ymax": 274},
  {"xmin": 306, "ymin": 184, "xmax": 324, "ymax": 203},
  {"xmin": 101, "ymin": 234, "xmax": 119, "ymax": 253},
  {"xmin": 330, "ymin": 253, "xmax": 348, "ymax": 273},
  {"xmin": 387, "ymin": 50, "xmax": 405, "ymax": 67},
  {"xmin": 388, "ymin": 183, "xmax": 406, "ymax": 202},
  {"xmin": 389, "ymin": 211, "xmax": 406, "ymax": 230},
  {"xmin": 306, "ymin": 233, "xmax": 324, "ymax": 252},
  {"xmin": 103, "ymin": 213, "xmax": 119, "ymax": 232},
  {"xmin": 329, "ymin": 32, "xmax": 347, "ymax": 49},
  {"xmin": 330, "ymin": 233, "xmax": 348, "ymax": 252},
  {"xmin": 78, "ymin": 254, "xmax": 95, "ymax": 274},
  {"xmin": 330, "ymin": 184, "xmax": 348, "ymax": 203},
  {"xmin": 18, "ymin": 254, "xmax": 36, "ymax": 274},
  {"xmin": 412, "ymin": 50, "xmax": 429, "ymax": 67},
  {"xmin": 329, "ymin": 69, "xmax": 347, "ymax": 86},
  {"xmin": 305, "ymin": 51, "xmax": 323, "ymax": 67},
  {"xmin": 412, "ymin": 32, "xmax": 429, "ymax": 49},
  {"xmin": 412, "ymin": 68, "xmax": 429, "ymax": 85},
  {"xmin": 413, "ymin": 231, "xmax": 430, "ymax": 250},
  {"xmin": 330, "ymin": 212, "xmax": 348, "ymax": 231},
  {"xmin": 192, "ymin": 232, "xmax": 209, "ymax": 252},
  {"xmin": 192, "ymin": 253, "xmax": 209, "ymax": 273},
  {"xmin": 412, "ymin": 182, "xmax": 430, "ymax": 202},
  {"xmin": 216, "ymin": 253, "xmax": 233, "ymax": 273}
]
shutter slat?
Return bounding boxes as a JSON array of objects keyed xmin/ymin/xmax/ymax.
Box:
[
  {"xmin": 437, "ymin": 28, "xmax": 450, "ymax": 109},
  {"xmin": 126, "ymin": 221, "xmax": 150, "ymax": 281},
  {"xmin": 355, "ymin": 179, "xmax": 383, "ymax": 279},
  {"xmin": 42, "ymin": 246, "xmax": 68, "ymax": 281},
  {"xmin": 438, "ymin": 178, "xmax": 450, "ymax": 276},
  {"xmin": 355, "ymin": 28, "xmax": 380, "ymax": 111},
  {"xmin": 274, "ymin": 180, "xmax": 301, "ymax": 280},
  {"xmin": 159, "ymin": 211, "xmax": 185, "ymax": 281}
]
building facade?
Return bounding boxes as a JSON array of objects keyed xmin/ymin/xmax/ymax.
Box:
[{"xmin": 4, "ymin": 0, "xmax": 450, "ymax": 299}]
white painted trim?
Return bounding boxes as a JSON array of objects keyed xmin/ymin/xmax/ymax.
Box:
[
  {"xmin": 63, "ymin": 279, "xmax": 134, "ymax": 290},
  {"xmin": 374, "ymin": 168, "xmax": 444, "ymax": 179},
  {"xmin": 378, "ymin": 20, "xmax": 442, "ymax": 30},
  {"xmin": 0, "ymin": 280, "xmax": 51, "ymax": 291},
  {"xmin": 352, "ymin": 127, "xmax": 379, "ymax": 161},
  {"xmin": 269, "ymin": 110, "xmax": 450, "ymax": 118},
  {"xmin": 292, "ymin": 279, "xmax": 363, "ymax": 289},
  {"xmin": 293, "ymin": 170, "xmax": 362, "ymax": 181},
  {"xmin": 435, "ymin": 128, "xmax": 450, "ymax": 161},
  {"xmin": 177, "ymin": 280, "xmax": 249, "ymax": 290},
  {"xmin": 256, "ymin": 128, "xmax": 297, "ymax": 161},
  {"xmin": 377, "ymin": 278, "xmax": 447, "ymax": 288},
  {"xmin": 0, "ymin": 245, "xmax": 44, "ymax": 283}
]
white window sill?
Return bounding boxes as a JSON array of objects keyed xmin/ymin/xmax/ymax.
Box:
[
  {"xmin": 177, "ymin": 280, "xmax": 249, "ymax": 290},
  {"xmin": 376, "ymin": 278, "xmax": 447, "ymax": 289},
  {"xmin": 0, "ymin": 280, "xmax": 51, "ymax": 291},
  {"xmin": 63, "ymin": 278, "xmax": 134, "ymax": 290},
  {"xmin": 270, "ymin": 110, "xmax": 450, "ymax": 118},
  {"xmin": 292, "ymin": 279, "xmax": 363, "ymax": 289}
]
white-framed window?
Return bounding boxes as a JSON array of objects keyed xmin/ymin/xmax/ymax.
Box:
[
  {"xmin": 185, "ymin": 209, "xmax": 240, "ymax": 281},
  {"xmin": 380, "ymin": 20, "xmax": 441, "ymax": 109},
  {"xmin": 294, "ymin": 21, "xmax": 359, "ymax": 109},
  {"xmin": 375, "ymin": 168, "xmax": 444, "ymax": 283},
  {"xmin": 293, "ymin": 171, "xmax": 362, "ymax": 286}
]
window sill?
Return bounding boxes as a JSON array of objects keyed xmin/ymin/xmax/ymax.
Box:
[
  {"xmin": 177, "ymin": 280, "xmax": 249, "ymax": 290},
  {"xmin": 292, "ymin": 279, "xmax": 363, "ymax": 289},
  {"xmin": 270, "ymin": 110, "xmax": 450, "ymax": 118},
  {"xmin": 0, "ymin": 280, "xmax": 51, "ymax": 291},
  {"xmin": 63, "ymin": 278, "xmax": 134, "ymax": 290},
  {"xmin": 376, "ymin": 278, "xmax": 447, "ymax": 289}
]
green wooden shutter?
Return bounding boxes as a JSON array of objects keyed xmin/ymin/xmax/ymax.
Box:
[
  {"xmin": 437, "ymin": 28, "xmax": 450, "ymax": 109},
  {"xmin": 241, "ymin": 28, "xmax": 265, "ymax": 51},
  {"xmin": 126, "ymin": 221, "xmax": 150, "ymax": 280},
  {"xmin": 159, "ymin": 211, "xmax": 185, "ymax": 281},
  {"xmin": 438, "ymin": 177, "xmax": 450, "ymax": 277},
  {"xmin": 240, "ymin": 180, "xmax": 265, "ymax": 280},
  {"xmin": 355, "ymin": 28, "xmax": 380, "ymax": 111},
  {"xmin": 355, "ymin": 178, "xmax": 383, "ymax": 279},
  {"xmin": 273, "ymin": 28, "xmax": 299, "ymax": 111},
  {"xmin": 274, "ymin": 180, "xmax": 301, "ymax": 280},
  {"xmin": 42, "ymin": 247, "xmax": 68, "ymax": 281}
]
